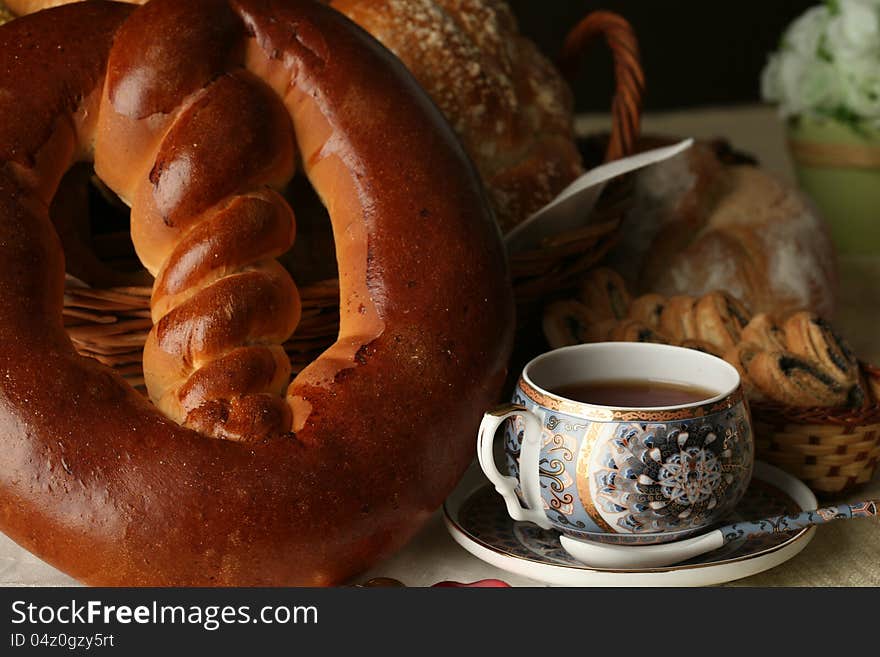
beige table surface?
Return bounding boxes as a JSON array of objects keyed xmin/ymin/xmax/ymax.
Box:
[{"xmin": 1, "ymin": 106, "xmax": 878, "ymax": 587}]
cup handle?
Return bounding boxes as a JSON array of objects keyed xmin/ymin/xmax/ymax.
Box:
[{"xmin": 477, "ymin": 404, "xmax": 553, "ymax": 530}]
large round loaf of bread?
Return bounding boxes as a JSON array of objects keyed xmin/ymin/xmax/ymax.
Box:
[
  {"xmin": 0, "ymin": 0, "xmax": 513, "ymax": 585},
  {"xmin": 607, "ymin": 142, "xmax": 838, "ymax": 317},
  {"xmin": 331, "ymin": 0, "xmax": 583, "ymax": 232}
]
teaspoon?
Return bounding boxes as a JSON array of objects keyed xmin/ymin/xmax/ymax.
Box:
[{"xmin": 560, "ymin": 500, "xmax": 878, "ymax": 569}]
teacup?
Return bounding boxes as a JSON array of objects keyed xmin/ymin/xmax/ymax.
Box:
[{"xmin": 477, "ymin": 343, "xmax": 754, "ymax": 546}]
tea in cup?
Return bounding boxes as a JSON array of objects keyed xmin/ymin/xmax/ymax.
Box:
[{"xmin": 477, "ymin": 343, "xmax": 754, "ymax": 545}]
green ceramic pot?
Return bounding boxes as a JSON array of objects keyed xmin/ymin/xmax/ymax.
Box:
[{"xmin": 787, "ymin": 115, "xmax": 880, "ymax": 256}]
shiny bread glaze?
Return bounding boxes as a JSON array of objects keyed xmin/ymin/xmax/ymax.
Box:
[{"xmin": 0, "ymin": 0, "xmax": 513, "ymax": 585}]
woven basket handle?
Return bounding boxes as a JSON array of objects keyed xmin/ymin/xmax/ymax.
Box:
[{"xmin": 559, "ymin": 10, "xmax": 645, "ymax": 162}]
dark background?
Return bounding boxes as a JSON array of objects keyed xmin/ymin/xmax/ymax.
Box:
[{"xmin": 507, "ymin": 0, "xmax": 816, "ymax": 111}]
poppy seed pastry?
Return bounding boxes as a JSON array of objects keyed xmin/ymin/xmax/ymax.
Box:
[
  {"xmin": 693, "ymin": 290, "xmax": 751, "ymax": 354},
  {"xmin": 626, "ymin": 292, "xmax": 666, "ymax": 328},
  {"xmin": 740, "ymin": 313, "xmax": 787, "ymax": 352},
  {"xmin": 546, "ymin": 268, "xmax": 865, "ymax": 409},
  {"xmin": 743, "ymin": 350, "xmax": 848, "ymax": 408},
  {"xmin": 577, "ymin": 267, "xmax": 631, "ymax": 321},
  {"xmin": 781, "ymin": 311, "xmax": 859, "ymax": 388},
  {"xmin": 0, "ymin": 0, "xmax": 513, "ymax": 585}
]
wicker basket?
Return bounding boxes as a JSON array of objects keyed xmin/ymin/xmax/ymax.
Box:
[
  {"xmin": 63, "ymin": 278, "xmax": 341, "ymax": 390},
  {"xmin": 751, "ymin": 364, "xmax": 880, "ymax": 497},
  {"xmin": 60, "ymin": 11, "xmax": 644, "ymax": 392}
]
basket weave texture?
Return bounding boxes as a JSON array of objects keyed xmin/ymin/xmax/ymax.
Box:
[{"xmin": 63, "ymin": 278, "xmax": 342, "ymax": 391}]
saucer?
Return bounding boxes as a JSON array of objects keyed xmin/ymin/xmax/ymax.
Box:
[{"xmin": 443, "ymin": 461, "xmax": 816, "ymax": 586}]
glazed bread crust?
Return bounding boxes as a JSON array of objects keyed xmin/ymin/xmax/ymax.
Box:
[
  {"xmin": 7, "ymin": 0, "xmax": 583, "ymax": 232},
  {"xmin": 3, "ymin": 0, "xmax": 107, "ymax": 12},
  {"xmin": 0, "ymin": 0, "xmax": 513, "ymax": 585}
]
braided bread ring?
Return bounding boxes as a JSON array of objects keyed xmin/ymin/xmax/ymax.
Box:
[{"xmin": 0, "ymin": 0, "xmax": 513, "ymax": 585}]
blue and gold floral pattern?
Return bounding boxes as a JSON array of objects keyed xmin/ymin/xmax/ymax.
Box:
[
  {"xmin": 585, "ymin": 416, "xmax": 753, "ymax": 534},
  {"xmin": 504, "ymin": 382, "xmax": 753, "ymax": 538}
]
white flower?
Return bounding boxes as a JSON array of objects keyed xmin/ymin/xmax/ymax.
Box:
[
  {"xmin": 777, "ymin": 52, "xmax": 811, "ymax": 116},
  {"xmin": 782, "ymin": 5, "xmax": 831, "ymax": 56},
  {"xmin": 762, "ymin": 0, "xmax": 880, "ymax": 121},
  {"xmin": 826, "ymin": 0, "xmax": 880, "ymax": 59},
  {"xmin": 802, "ymin": 58, "xmax": 846, "ymax": 111},
  {"xmin": 761, "ymin": 53, "xmax": 784, "ymax": 103},
  {"xmin": 839, "ymin": 56, "xmax": 880, "ymax": 116},
  {"xmin": 766, "ymin": 50, "xmax": 843, "ymax": 117}
]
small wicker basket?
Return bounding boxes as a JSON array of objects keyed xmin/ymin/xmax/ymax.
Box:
[{"xmin": 751, "ymin": 364, "xmax": 880, "ymax": 497}]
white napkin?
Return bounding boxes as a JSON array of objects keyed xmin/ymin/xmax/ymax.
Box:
[{"xmin": 504, "ymin": 139, "xmax": 693, "ymax": 254}]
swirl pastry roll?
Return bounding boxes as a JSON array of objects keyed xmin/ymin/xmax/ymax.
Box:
[
  {"xmin": 694, "ymin": 290, "xmax": 751, "ymax": 353},
  {"xmin": 782, "ymin": 312, "xmax": 859, "ymax": 388},
  {"xmin": 741, "ymin": 313, "xmax": 787, "ymax": 351},
  {"xmin": 627, "ymin": 293, "xmax": 666, "ymax": 328},
  {"xmin": 606, "ymin": 319, "xmax": 670, "ymax": 344},
  {"xmin": 578, "ymin": 268, "xmax": 632, "ymax": 321},
  {"xmin": 658, "ymin": 295, "xmax": 698, "ymax": 342},
  {"xmin": 543, "ymin": 300, "xmax": 611, "ymax": 348},
  {"xmin": 723, "ymin": 342, "xmax": 766, "ymax": 402},
  {"xmin": 744, "ymin": 350, "xmax": 848, "ymax": 407}
]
